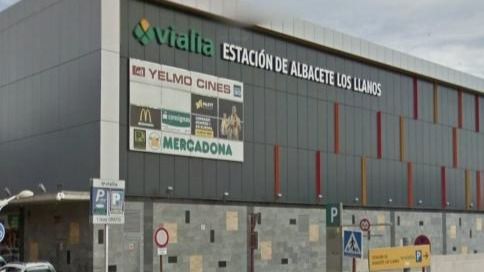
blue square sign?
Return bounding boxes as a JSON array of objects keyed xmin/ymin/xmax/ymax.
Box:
[{"xmin": 343, "ymin": 229, "xmax": 363, "ymax": 258}]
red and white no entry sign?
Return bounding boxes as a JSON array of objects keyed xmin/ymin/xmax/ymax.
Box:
[
  {"xmin": 154, "ymin": 227, "xmax": 169, "ymax": 248},
  {"xmin": 359, "ymin": 218, "xmax": 371, "ymax": 232}
]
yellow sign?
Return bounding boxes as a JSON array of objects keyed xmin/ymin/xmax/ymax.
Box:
[{"xmin": 368, "ymin": 245, "xmax": 430, "ymax": 271}]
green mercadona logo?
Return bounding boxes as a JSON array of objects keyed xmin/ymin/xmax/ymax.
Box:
[{"xmin": 133, "ymin": 18, "xmax": 214, "ymax": 57}]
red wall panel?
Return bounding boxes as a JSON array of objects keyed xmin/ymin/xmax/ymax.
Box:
[
  {"xmin": 407, "ymin": 162, "xmax": 414, "ymax": 208},
  {"xmin": 334, "ymin": 103, "xmax": 340, "ymax": 154},
  {"xmin": 274, "ymin": 145, "xmax": 280, "ymax": 197},
  {"xmin": 377, "ymin": 111, "xmax": 382, "ymax": 159}
]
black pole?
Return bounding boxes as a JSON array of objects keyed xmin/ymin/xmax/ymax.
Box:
[{"xmin": 403, "ymin": 238, "xmax": 410, "ymax": 272}]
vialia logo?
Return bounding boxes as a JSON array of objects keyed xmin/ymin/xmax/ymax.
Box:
[{"xmin": 133, "ymin": 18, "xmax": 215, "ymax": 57}]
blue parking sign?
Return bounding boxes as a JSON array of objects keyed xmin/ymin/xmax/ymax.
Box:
[
  {"xmin": 90, "ymin": 179, "xmax": 125, "ymax": 224},
  {"xmin": 0, "ymin": 223, "xmax": 5, "ymax": 243},
  {"xmin": 91, "ymin": 188, "xmax": 108, "ymax": 216}
]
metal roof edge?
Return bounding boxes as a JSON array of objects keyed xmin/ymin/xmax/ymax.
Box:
[
  {"xmin": 10, "ymin": 191, "xmax": 89, "ymax": 205},
  {"xmin": 160, "ymin": 0, "xmax": 484, "ymax": 93}
]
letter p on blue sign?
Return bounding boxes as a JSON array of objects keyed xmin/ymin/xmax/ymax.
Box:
[{"xmin": 416, "ymin": 250, "xmax": 422, "ymax": 262}]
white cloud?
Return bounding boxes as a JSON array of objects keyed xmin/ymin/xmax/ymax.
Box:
[
  {"xmin": 240, "ymin": 0, "xmax": 484, "ymax": 79},
  {"xmin": 0, "ymin": 0, "xmax": 19, "ymax": 12}
]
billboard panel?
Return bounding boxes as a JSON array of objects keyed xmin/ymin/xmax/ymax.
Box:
[{"xmin": 129, "ymin": 58, "xmax": 244, "ymax": 162}]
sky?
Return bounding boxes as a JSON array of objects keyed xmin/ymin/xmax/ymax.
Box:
[{"xmin": 1, "ymin": 0, "xmax": 483, "ymax": 79}]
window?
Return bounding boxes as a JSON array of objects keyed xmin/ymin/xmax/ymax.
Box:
[{"xmin": 1, "ymin": 268, "xmax": 22, "ymax": 272}]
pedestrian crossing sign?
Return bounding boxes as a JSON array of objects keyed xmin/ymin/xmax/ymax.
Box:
[{"xmin": 343, "ymin": 229, "xmax": 363, "ymax": 258}]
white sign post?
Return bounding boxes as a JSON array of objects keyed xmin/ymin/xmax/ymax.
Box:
[
  {"xmin": 0, "ymin": 223, "xmax": 5, "ymax": 243},
  {"xmin": 90, "ymin": 179, "xmax": 126, "ymax": 272}
]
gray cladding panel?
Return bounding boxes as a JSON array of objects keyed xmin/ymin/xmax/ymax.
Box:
[
  {"xmin": 118, "ymin": 0, "xmax": 483, "ymax": 210},
  {"xmin": 0, "ymin": 0, "xmax": 102, "ymax": 192}
]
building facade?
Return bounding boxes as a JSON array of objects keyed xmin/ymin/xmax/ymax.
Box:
[{"xmin": 2, "ymin": 0, "xmax": 484, "ymax": 271}]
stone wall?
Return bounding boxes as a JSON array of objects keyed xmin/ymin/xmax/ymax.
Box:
[
  {"xmin": 253, "ymin": 206, "xmax": 326, "ymax": 272},
  {"xmin": 93, "ymin": 201, "xmax": 484, "ymax": 272}
]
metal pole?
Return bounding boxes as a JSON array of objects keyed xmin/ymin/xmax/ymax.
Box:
[
  {"xmin": 105, "ymin": 224, "xmax": 109, "ymax": 272},
  {"xmin": 352, "ymin": 257, "xmax": 356, "ymax": 272},
  {"xmin": 160, "ymin": 255, "xmax": 163, "ymax": 272},
  {"xmin": 403, "ymin": 237, "xmax": 409, "ymax": 272}
]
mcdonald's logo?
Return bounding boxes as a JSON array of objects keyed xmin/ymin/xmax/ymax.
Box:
[
  {"xmin": 130, "ymin": 105, "xmax": 161, "ymax": 129},
  {"xmin": 139, "ymin": 108, "xmax": 153, "ymax": 124}
]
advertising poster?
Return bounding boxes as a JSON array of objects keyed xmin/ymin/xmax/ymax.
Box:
[
  {"xmin": 192, "ymin": 115, "xmax": 217, "ymax": 138},
  {"xmin": 133, "ymin": 129, "xmax": 146, "ymax": 150},
  {"xmin": 130, "ymin": 105, "xmax": 161, "ymax": 129},
  {"xmin": 191, "ymin": 94, "xmax": 218, "ymax": 116},
  {"xmin": 218, "ymin": 100, "xmax": 243, "ymax": 141},
  {"xmin": 129, "ymin": 58, "xmax": 244, "ymax": 162},
  {"xmin": 162, "ymin": 109, "xmax": 191, "ymax": 134},
  {"xmin": 147, "ymin": 130, "xmax": 162, "ymax": 152}
]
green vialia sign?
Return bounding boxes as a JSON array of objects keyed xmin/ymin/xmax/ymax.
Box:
[{"xmin": 133, "ymin": 18, "xmax": 214, "ymax": 57}]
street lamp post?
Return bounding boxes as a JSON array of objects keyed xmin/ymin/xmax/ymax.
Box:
[{"xmin": 0, "ymin": 190, "xmax": 34, "ymax": 212}]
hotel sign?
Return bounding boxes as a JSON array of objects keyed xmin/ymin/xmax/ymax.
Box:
[{"xmin": 129, "ymin": 58, "xmax": 244, "ymax": 162}]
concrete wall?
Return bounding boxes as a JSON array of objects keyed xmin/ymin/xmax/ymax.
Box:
[{"xmin": 431, "ymin": 253, "xmax": 484, "ymax": 272}]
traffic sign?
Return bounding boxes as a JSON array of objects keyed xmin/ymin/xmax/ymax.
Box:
[
  {"xmin": 343, "ymin": 229, "xmax": 363, "ymax": 258},
  {"xmin": 414, "ymin": 235, "xmax": 431, "ymax": 246},
  {"xmin": 359, "ymin": 218, "xmax": 371, "ymax": 232},
  {"xmin": 0, "ymin": 223, "xmax": 5, "ymax": 243},
  {"xmin": 368, "ymin": 245, "xmax": 431, "ymax": 271},
  {"xmin": 154, "ymin": 227, "xmax": 169, "ymax": 248},
  {"xmin": 326, "ymin": 203, "xmax": 342, "ymax": 227},
  {"xmin": 90, "ymin": 179, "xmax": 126, "ymax": 224},
  {"xmin": 157, "ymin": 247, "xmax": 167, "ymax": 256}
]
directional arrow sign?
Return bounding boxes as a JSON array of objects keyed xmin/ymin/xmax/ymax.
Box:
[{"xmin": 369, "ymin": 245, "xmax": 431, "ymax": 271}]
